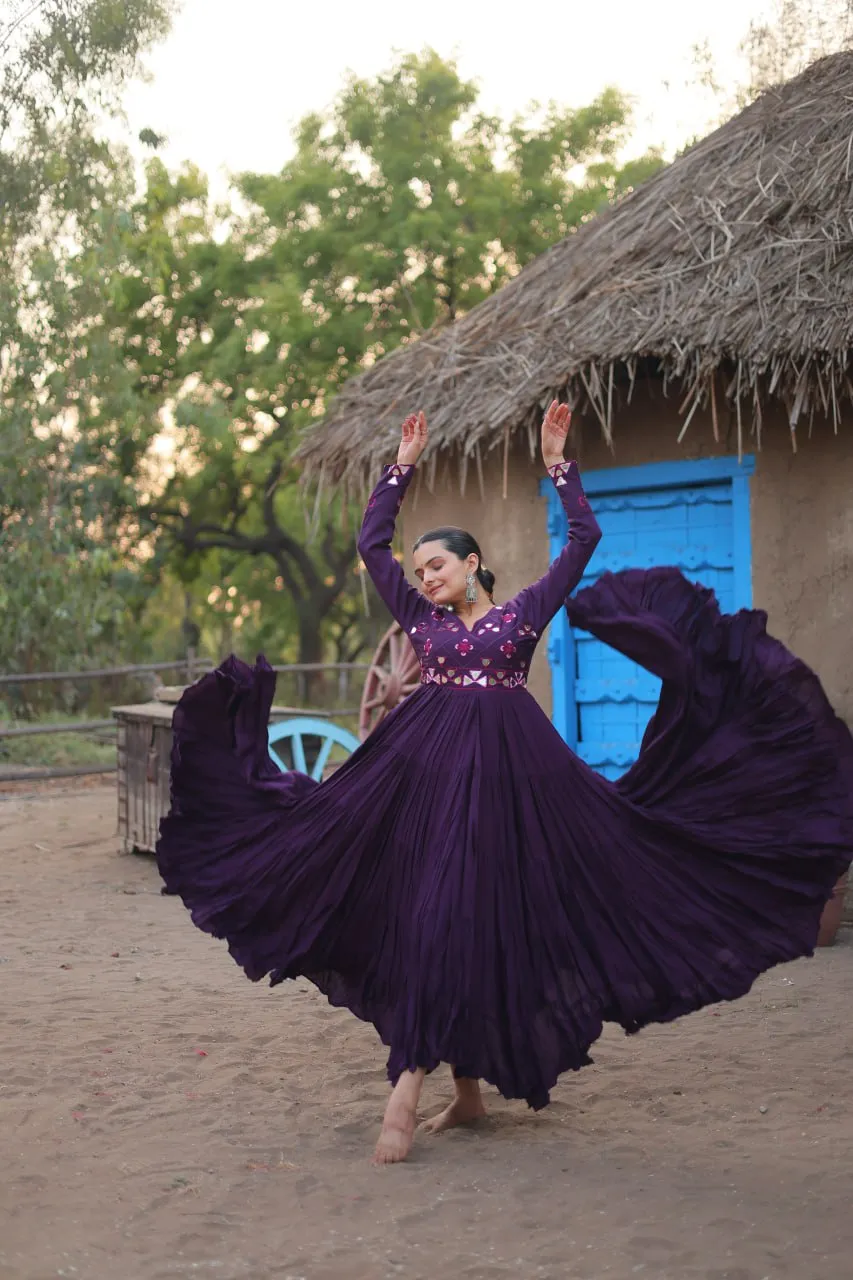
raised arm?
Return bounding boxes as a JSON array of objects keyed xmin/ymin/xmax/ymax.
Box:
[
  {"xmin": 357, "ymin": 412, "xmax": 431, "ymax": 632},
  {"xmin": 513, "ymin": 459, "xmax": 601, "ymax": 631},
  {"xmin": 357, "ymin": 463, "xmax": 429, "ymax": 631},
  {"xmin": 510, "ymin": 400, "xmax": 601, "ymax": 630}
]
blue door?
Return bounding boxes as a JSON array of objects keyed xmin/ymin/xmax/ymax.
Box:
[{"xmin": 543, "ymin": 456, "xmax": 754, "ymax": 780}]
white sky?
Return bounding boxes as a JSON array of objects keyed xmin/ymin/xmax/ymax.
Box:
[{"xmin": 122, "ymin": 0, "xmax": 779, "ymax": 189}]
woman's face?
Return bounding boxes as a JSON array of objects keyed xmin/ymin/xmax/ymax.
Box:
[{"xmin": 413, "ymin": 540, "xmax": 478, "ymax": 607}]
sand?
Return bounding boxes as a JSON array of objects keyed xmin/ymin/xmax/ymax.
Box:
[{"xmin": 1, "ymin": 783, "xmax": 852, "ymax": 1280}]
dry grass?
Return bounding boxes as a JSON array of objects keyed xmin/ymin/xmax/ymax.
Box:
[{"xmin": 296, "ymin": 52, "xmax": 853, "ymax": 491}]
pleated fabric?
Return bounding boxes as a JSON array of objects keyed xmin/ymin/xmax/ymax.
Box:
[{"xmin": 157, "ymin": 567, "xmax": 853, "ymax": 1109}]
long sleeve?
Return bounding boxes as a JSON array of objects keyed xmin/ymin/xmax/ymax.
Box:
[
  {"xmin": 513, "ymin": 460, "xmax": 602, "ymax": 631},
  {"xmin": 357, "ymin": 462, "xmax": 430, "ymax": 632}
]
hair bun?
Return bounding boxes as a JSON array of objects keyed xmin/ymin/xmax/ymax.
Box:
[{"xmin": 477, "ymin": 564, "xmax": 496, "ymax": 597}]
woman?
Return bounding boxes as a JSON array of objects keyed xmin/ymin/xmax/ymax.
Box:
[{"xmin": 157, "ymin": 401, "xmax": 853, "ymax": 1166}]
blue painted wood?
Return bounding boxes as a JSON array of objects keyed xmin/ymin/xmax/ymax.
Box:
[
  {"xmin": 541, "ymin": 454, "xmax": 754, "ymax": 779},
  {"xmin": 730, "ymin": 473, "xmax": 754, "ymax": 608},
  {"xmin": 268, "ymin": 717, "xmax": 360, "ymax": 781},
  {"xmin": 545, "ymin": 493, "xmax": 576, "ymax": 743},
  {"xmin": 581, "ymin": 454, "xmax": 755, "ymax": 495}
]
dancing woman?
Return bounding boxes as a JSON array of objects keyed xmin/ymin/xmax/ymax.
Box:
[{"xmin": 157, "ymin": 401, "xmax": 853, "ymax": 1165}]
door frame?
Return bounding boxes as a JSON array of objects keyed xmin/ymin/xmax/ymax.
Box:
[{"xmin": 540, "ymin": 453, "xmax": 755, "ymax": 749}]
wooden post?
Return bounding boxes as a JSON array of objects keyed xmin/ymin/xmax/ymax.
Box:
[{"xmin": 186, "ymin": 647, "xmax": 197, "ymax": 684}]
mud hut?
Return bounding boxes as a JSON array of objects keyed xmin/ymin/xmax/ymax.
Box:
[{"xmin": 298, "ymin": 52, "xmax": 853, "ymax": 776}]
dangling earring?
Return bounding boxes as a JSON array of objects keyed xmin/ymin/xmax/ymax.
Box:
[{"xmin": 465, "ymin": 571, "xmax": 478, "ymax": 604}]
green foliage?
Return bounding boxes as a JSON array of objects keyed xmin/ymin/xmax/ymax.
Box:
[
  {"xmin": 0, "ymin": 719, "xmax": 117, "ymax": 770},
  {"xmin": 0, "ymin": 0, "xmax": 175, "ymax": 240},
  {"xmin": 1, "ymin": 29, "xmax": 665, "ymax": 680},
  {"xmin": 7, "ymin": 10, "xmax": 847, "ymax": 694},
  {"xmin": 0, "ymin": 0, "xmax": 175, "ymax": 686},
  {"xmin": 235, "ymin": 51, "xmax": 661, "ymax": 413},
  {"xmin": 0, "ymin": 518, "xmax": 146, "ymax": 674},
  {"xmin": 99, "ymin": 50, "xmax": 662, "ymax": 665}
]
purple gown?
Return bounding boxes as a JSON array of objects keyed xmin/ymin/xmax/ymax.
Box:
[{"xmin": 157, "ymin": 459, "xmax": 853, "ymax": 1109}]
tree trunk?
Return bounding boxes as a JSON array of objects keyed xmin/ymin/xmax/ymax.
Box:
[{"xmin": 295, "ymin": 602, "xmax": 327, "ymax": 705}]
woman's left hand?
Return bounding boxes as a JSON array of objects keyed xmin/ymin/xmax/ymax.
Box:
[{"xmin": 541, "ymin": 400, "xmax": 571, "ymax": 469}]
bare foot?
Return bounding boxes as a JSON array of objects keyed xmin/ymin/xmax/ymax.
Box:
[
  {"xmin": 372, "ymin": 1069, "xmax": 424, "ymax": 1165},
  {"xmin": 420, "ymin": 1093, "xmax": 487, "ymax": 1134},
  {"xmin": 373, "ymin": 1096, "xmax": 416, "ymax": 1164}
]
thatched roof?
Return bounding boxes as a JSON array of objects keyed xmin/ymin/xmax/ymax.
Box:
[{"xmin": 297, "ymin": 52, "xmax": 853, "ymax": 487}]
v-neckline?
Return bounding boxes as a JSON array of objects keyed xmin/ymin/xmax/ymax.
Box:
[{"xmin": 452, "ymin": 604, "xmax": 501, "ymax": 634}]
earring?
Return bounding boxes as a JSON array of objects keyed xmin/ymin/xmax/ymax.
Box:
[{"xmin": 465, "ymin": 571, "xmax": 477, "ymax": 604}]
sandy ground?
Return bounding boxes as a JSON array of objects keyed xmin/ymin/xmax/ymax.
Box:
[{"xmin": 1, "ymin": 785, "xmax": 852, "ymax": 1280}]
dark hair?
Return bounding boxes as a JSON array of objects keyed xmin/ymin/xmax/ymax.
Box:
[{"xmin": 412, "ymin": 526, "xmax": 496, "ymax": 598}]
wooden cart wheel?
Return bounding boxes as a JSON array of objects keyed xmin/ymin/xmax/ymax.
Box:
[
  {"xmin": 268, "ymin": 718, "xmax": 361, "ymax": 781},
  {"xmin": 359, "ymin": 622, "xmax": 421, "ymax": 740}
]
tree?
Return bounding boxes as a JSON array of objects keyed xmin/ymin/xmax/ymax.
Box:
[
  {"xmin": 690, "ymin": 0, "xmax": 853, "ymax": 132},
  {"xmin": 114, "ymin": 51, "xmax": 663, "ymax": 667},
  {"xmin": 0, "ymin": 0, "xmax": 173, "ymax": 240},
  {"xmin": 739, "ymin": 0, "xmax": 853, "ymax": 102},
  {"xmin": 0, "ymin": 174, "xmax": 164, "ymax": 698},
  {"xmin": 0, "ymin": 1, "xmax": 174, "ymax": 685}
]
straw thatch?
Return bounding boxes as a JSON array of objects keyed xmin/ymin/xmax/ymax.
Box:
[{"xmin": 296, "ymin": 52, "xmax": 853, "ymax": 489}]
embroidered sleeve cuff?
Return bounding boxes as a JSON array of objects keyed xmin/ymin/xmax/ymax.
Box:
[
  {"xmin": 547, "ymin": 460, "xmax": 576, "ymax": 486},
  {"xmin": 382, "ymin": 463, "xmax": 416, "ymax": 482}
]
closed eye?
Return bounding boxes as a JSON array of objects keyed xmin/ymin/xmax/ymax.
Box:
[{"xmin": 415, "ymin": 557, "xmax": 445, "ymax": 581}]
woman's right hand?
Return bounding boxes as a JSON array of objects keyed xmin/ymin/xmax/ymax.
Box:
[{"xmin": 396, "ymin": 411, "xmax": 428, "ymax": 467}]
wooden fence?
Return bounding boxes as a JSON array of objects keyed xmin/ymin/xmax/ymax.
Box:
[{"xmin": 0, "ymin": 656, "xmax": 370, "ymax": 782}]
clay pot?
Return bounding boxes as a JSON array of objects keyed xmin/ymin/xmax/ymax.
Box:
[{"xmin": 817, "ymin": 873, "xmax": 849, "ymax": 947}]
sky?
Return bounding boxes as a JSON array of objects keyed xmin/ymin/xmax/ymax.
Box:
[{"xmin": 121, "ymin": 0, "xmax": 780, "ymax": 191}]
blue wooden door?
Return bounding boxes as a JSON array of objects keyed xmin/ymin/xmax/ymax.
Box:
[{"xmin": 544, "ymin": 456, "xmax": 754, "ymax": 780}]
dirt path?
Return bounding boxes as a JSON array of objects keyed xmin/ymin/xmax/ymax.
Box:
[{"xmin": 1, "ymin": 784, "xmax": 852, "ymax": 1280}]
